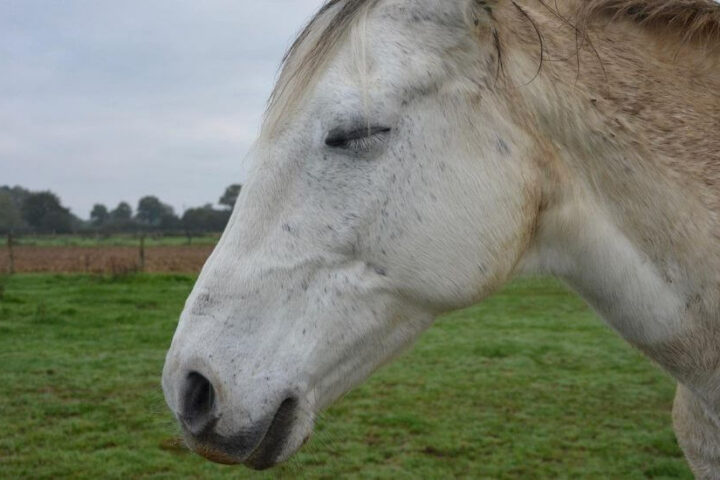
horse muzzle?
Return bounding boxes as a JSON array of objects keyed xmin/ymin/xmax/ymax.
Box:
[{"xmin": 163, "ymin": 365, "xmax": 312, "ymax": 470}]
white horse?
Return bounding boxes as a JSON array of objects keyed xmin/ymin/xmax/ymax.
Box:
[{"xmin": 162, "ymin": 0, "xmax": 720, "ymax": 476}]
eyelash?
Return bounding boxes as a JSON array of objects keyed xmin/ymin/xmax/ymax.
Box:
[
  {"xmin": 344, "ymin": 132, "xmax": 388, "ymax": 150},
  {"xmin": 325, "ymin": 127, "xmax": 391, "ymax": 151}
]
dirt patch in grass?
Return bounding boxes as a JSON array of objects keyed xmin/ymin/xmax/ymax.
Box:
[{"xmin": 0, "ymin": 246, "xmax": 213, "ymax": 274}]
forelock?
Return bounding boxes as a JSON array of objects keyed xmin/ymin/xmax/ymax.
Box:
[{"xmin": 262, "ymin": 0, "xmax": 379, "ymax": 137}]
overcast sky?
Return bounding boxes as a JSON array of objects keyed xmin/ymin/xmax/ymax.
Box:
[{"xmin": 1, "ymin": 0, "xmax": 325, "ymax": 218}]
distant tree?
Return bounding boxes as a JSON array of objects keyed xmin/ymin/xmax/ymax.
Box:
[
  {"xmin": 70, "ymin": 213, "xmax": 88, "ymax": 233},
  {"xmin": 158, "ymin": 210, "xmax": 181, "ymax": 230},
  {"xmin": 219, "ymin": 184, "xmax": 242, "ymax": 210},
  {"xmin": 0, "ymin": 185, "xmax": 31, "ymax": 210},
  {"xmin": 182, "ymin": 204, "xmax": 231, "ymax": 233},
  {"xmin": 136, "ymin": 196, "xmax": 177, "ymax": 228},
  {"xmin": 21, "ymin": 191, "xmax": 73, "ymax": 234},
  {"xmin": 0, "ymin": 191, "xmax": 24, "ymax": 234},
  {"xmin": 90, "ymin": 204, "xmax": 110, "ymax": 227},
  {"xmin": 110, "ymin": 202, "xmax": 133, "ymax": 221}
]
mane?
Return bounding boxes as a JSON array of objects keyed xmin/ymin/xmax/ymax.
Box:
[
  {"xmin": 263, "ymin": 0, "xmax": 376, "ymax": 137},
  {"xmin": 261, "ymin": 0, "xmax": 720, "ymax": 135},
  {"xmin": 578, "ymin": 0, "xmax": 720, "ymax": 43}
]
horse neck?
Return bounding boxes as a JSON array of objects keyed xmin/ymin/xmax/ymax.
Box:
[
  {"xmin": 510, "ymin": 2, "xmax": 720, "ymax": 394},
  {"xmin": 508, "ymin": 0, "xmax": 720, "ymax": 245}
]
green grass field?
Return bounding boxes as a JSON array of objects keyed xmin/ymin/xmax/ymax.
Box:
[
  {"xmin": 9, "ymin": 234, "xmax": 220, "ymax": 247},
  {"xmin": 0, "ymin": 275, "xmax": 692, "ymax": 479}
]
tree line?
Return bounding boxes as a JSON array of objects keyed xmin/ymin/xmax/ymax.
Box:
[{"xmin": 0, "ymin": 184, "xmax": 242, "ymax": 236}]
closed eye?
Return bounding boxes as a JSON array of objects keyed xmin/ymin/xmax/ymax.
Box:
[{"xmin": 325, "ymin": 126, "xmax": 392, "ymax": 150}]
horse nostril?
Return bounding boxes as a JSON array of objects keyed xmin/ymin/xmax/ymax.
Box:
[
  {"xmin": 272, "ymin": 397, "xmax": 297, "ymax": 426},
  {"xmin": 264, "ymin": 397, "xmax": 298, "ymax": 443},
  {"xmin": 244, "ymin": 396, "xmax": 299, "ymax": 470},
  {"xmin": 180, "ymin": 372, "xmax": 216, "ymax": 435}
]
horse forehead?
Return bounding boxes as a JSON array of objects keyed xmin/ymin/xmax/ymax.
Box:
[
  {"xmin": 378, "ymin": 0, "xmax": 468, "ymax": 20},
  {"xmin": 325, "ymin": 2, "xmax": 470, "ymax": 86},
  {"xmin": 364, "ymin": 1, "xmax": 474, "ymax": 69}
]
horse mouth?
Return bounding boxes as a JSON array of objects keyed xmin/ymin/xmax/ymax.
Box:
[
  {"xmin": 193, "ymin": 444, "xmax": 242, "ymax": 466},
  {"xmin": 186, "ymin": 397, "xmax": 301, "ymax": 470}
]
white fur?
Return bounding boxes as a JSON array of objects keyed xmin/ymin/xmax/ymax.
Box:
[
  {"xmin": 163, "ymin": 1, "xmax": 537, "ymax": 466},
  {"xmin": 162, "ymin": 0, "xmax": 720, "ymax": 470},
  {"xmin": 519, "ymin": 194, "xmax": 687, "ymax": 345}
]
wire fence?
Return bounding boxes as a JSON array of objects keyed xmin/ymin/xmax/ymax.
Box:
[{"xmin": 8, "ymin": 231, "xmax": 221, "ymax": 247}]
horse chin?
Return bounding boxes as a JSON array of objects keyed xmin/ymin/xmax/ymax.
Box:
[{"xmin": 185, "ymin": 410, "xmax": 314, "ymax": 471}]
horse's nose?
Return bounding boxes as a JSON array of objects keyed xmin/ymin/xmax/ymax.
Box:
[
  {"xmin": 179, "ymin": 371, "xmax": 216, "ymax": 435},
  {"xmin": 162, "ymin": 353, "xmax": 309, "ymax": 467}
]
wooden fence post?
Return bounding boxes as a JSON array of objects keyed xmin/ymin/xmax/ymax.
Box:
[
  {"xmin": 138, "ymin": 234, "xmax": 146, "ymax": 272},
  {"xmin": 7, "ymin": 232, "xmax": 15, "ymax": 275}
]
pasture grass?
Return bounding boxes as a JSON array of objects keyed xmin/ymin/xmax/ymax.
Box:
[{"xmin": 0, "ymin": 274, "xmax": 692, "ymax": 479}]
